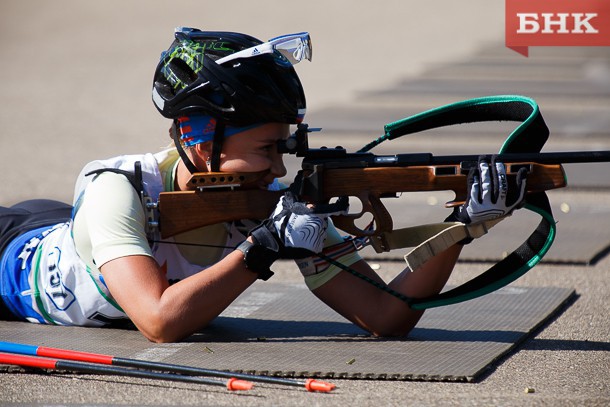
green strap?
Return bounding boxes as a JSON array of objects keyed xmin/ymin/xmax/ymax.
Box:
[
  {"xmin": 409, "ymin": 195, "xmax": 555, "ymax": 310},
  {"xmin": 359, "ymin": 95, "xmax": 548, "ymax": 153},
  {"xmin": 351, "ymin": 95, "xmax": 557, "ymax": 309}
]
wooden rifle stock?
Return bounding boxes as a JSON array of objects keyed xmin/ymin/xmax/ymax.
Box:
[
  {"xmin": 310, "ymin": 162, "xmax": 565, "ymax": 237},
  {"xmin": 157, "ymin": 162, "xmax": 566, "ymax": 238},
  {"xmin": 158, "ymin": 189, "xmax": 283, "ymax": 238}
]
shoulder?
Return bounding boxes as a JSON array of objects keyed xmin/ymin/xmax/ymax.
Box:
[
  {"xmin": 75, "ymin": 171, "xmax": 152, "ymax": 265},
  {"xmin": 80, "ymin": 171, "xmax": 145, "ymax": 226}
]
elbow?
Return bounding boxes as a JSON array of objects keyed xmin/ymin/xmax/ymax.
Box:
[
  {"xmin": 364, "ymin": 315, "xmax": 421, "ymax": 338},
  {"xmin": 139, "ymin": 323, "xmax": 179, "ymax": 344},
  {"xmin": 144, "ymin": 330, "xmax": 180, "ymax": 344},
  {"xmin": 135, "ymin": 311, "xmax": 199, "ymax": 344},
  {"xmin": 370, "ymin": 325, "xmax": 413, "ymax": 338}
]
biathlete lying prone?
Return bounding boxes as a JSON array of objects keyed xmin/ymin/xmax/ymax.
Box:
[{"xmin": 0, "ymin": 28, "xmax": 526, "ymax": 342}]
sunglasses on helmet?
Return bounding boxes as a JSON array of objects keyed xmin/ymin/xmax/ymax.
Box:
[
  {"xmin": 174, "ymin": 27, "xmax": 312, "ymax": 67},
  {"xmin": 216, "ymin": 32, "xmax": 312, "ymax": 66}
]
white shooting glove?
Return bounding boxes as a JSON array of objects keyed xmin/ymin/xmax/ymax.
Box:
[
  {"xmin": 446, "ymin": 156, "xmax": 528, "ymax": 242},
  {"xmin": 250, "ymin": 191, "xmax": 348, "ymax": 259}
]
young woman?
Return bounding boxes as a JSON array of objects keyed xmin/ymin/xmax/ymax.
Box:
[{"xmin": 0, "ymin": 28, "xmax": 526, "ymax": 342}]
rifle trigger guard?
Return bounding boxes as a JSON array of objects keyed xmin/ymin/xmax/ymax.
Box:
[
  {"xmin": 332, "ymin": 192, "xmax": 393, "ymax": 252},
  {"xmin": 366, "ymin": 193, "xmax": 393, "ymax": 252}
]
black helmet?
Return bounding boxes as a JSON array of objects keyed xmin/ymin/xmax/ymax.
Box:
[{"xmin": 152, "ymin": 27, "xmax": 308, "ymax": 125}]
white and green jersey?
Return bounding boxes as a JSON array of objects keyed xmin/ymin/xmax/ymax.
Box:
[{"xmin": 1, "ymin": 149, "xmax": 248, "ymax": 326}]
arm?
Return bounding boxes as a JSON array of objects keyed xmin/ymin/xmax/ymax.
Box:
[
  {"xmin": 100, "ymin": 248, "xmax": 256, "ymax": 343},
  {"xmin": 311, "ymin": 244, "xmax": 462, "ymax": 337},
  {"xmin": 247, "ymin": 190, "xmax": 463, "ymax": 337},
  {"xmin": 308, "ymin": 158, "xmax": 526, "ymax": 337},
  {"xmin": 78, "ymin": 172, "xmax": 257, "ymax": 342}
]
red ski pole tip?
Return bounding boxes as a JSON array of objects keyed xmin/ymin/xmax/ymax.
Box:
[
  {"xmin": 305, "ymin": 378, "xmax": 336, "ymax": 392},
  {"xmin": 226, "ymin": 378, "xmax": 254, "ymax": 391}
]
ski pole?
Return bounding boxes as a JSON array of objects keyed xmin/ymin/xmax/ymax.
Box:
[
  {"xmin": 0, "ymin": 341, "xmax": 335, "ymax": 392},
  {"xmin": 0, "ymin": 352, "xmax": 252, "ymax": 391}
]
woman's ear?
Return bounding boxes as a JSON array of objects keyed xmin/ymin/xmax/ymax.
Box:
[{"xmin": 193, "ymin": 142, "xmax": 213, "ymax": 171}]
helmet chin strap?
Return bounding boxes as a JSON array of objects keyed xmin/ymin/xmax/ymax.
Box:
[
  {"xmin": 210, "ymin": 120, "xmax": 225, "ymax": 172},
  {"xmin": 171, "ymin": 118, "xmax": 226, "ymax": 174},
  {"xmin": 171, "ymin": 120, "xmax": 199, "ymax": 174}
]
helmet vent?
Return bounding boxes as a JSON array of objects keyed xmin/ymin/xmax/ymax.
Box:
[{"xmin": 169, "ymin": 58, "xmax": 198, "ymax": 87}]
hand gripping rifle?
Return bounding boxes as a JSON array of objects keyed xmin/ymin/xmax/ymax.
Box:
[{"xmin": 154, "ymin": 95, "xmax": 610, "ymax": 309}]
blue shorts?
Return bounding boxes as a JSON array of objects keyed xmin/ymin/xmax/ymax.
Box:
[{"xmin": 0, "ymin": 200, "xmax": 72, "ymax": 320}]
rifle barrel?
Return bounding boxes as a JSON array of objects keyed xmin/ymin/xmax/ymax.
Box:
[
  {"xmin": 381, "ymin": 150, "xmax": 610, "ymax": 166},
  {"xmin": 431, "ymin": 150, "xmax": 610, "ymax": 165},
  {"xmin": 303, "ymin": 150, "xmax": 610, "ymax": 168}
]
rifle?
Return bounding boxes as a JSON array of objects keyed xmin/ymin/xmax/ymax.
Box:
[
  {"xmin": 156, "ymin": 133, "xmax": 609, "ymax": 241},
  {"xmin": 158, "ymin": 149, "xmax": 576, "ymax": 236},
  {"xmin": 157, "ymin": 140, "xmax": 608, "ymax": 246},
  {"xmin": 152, "ymin": 95, "xmax": 610, "ymax": 309}
]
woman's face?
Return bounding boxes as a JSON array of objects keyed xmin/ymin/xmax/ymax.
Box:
[{"xmin": 213, "ymin": 123, "xmax": 290, "ymax": 189}]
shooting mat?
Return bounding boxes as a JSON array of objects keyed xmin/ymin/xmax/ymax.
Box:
[{"xmin": 0, "ymin": 283, "xmax": 573, "ymax": 382}]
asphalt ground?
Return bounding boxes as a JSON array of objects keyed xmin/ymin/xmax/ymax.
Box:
[{"xmin": 1, "ymin": 1, "xmax": 609, "ymax": 406}]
